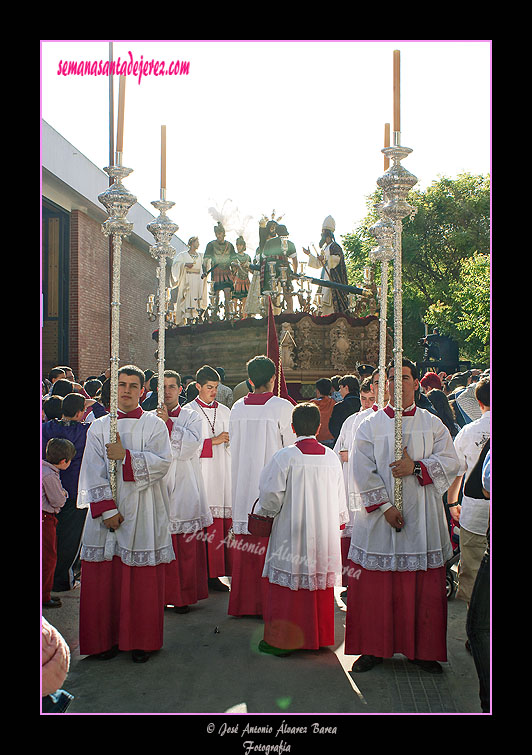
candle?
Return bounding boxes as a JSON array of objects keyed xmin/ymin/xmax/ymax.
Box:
[
  {"xmin": 384, "ymin": 122, "xmax": 390, "ymax": 170},
  {"xmin": 161, "ymin": 125, "xmax": 167, "ymax": 190},
  {"xmin": 116, "ymin": 75, "xmax": 126, "ymax": 153},
  {"xmin": 393, "ymin": 50, "xmax": 400, "ymax": 134}
]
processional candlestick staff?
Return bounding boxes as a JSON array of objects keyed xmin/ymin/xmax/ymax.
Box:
[
  {"xmin": 147, "ymin": 125, "xmax": 179, "ymax": 408},
  {"xmin": 98, "ymin": 74, "xmax": 137, "ymax": 505},
  {"xmin": 369, "ymin": 122, "xmax": 394, "ymax": 409},
  {"xmin": 375, "ymin": 50, "xmax": 418, "ymax": 525}
]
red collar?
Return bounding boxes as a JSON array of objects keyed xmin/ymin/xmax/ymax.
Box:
[
  {"xmin": 372, "ymin": 403, "xmax": 379, "ymax": 411},
  {"xmin": 295, "ymin": 438, "xmax": 326, "ymax": 455},
  {"xmin": 117, "ymin": 406, "xmax": 144, "ymax": 419},
  {"xmin": 383, "ymin": 404, "xmax": 417, "ymax": 419},
  {"xmin": 244, "ymin": 391, "xmax": 274, "ymax": 405},
  {"xmin": 195, "ymin": 398, "xmax": 218, "ymax": 409},
  {"xmin": 168, "ymin": 406, "xmax": 182, "ymax": 418}
]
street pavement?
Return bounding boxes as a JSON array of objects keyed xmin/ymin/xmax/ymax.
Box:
[{"xmin": 42, "ymin": 568, "xmax": 486, "ymax": 724}]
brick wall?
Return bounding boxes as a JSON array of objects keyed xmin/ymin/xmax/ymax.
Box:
[{"xmin": 69, "ymin": 210, "xmax": 162, "ymax": 381}]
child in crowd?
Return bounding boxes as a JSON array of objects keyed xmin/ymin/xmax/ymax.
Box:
[
  {"xmin": 256, "ymin": 402, "xmax": 348, "ymax": 656},
  {"xmin": 42, "ymin": 438, "xmax": 76, "ymax": 608},
  {"xmin": 187, "ymin": 365, "xmax": 232, "ymax": 590}
]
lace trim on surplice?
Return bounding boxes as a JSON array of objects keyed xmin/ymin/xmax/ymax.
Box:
[
  {"xmin": 348, "ymin": 544, "xmax": 447, "ymax": 572},
  {"xmin": 266, "ymin": 567, "xmax": 341, "ymax": 591},
  {"xmin": 80, "ymin": 542, "xmax": 175, "ymax": 567}
]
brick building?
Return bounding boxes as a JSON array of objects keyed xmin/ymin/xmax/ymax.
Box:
[{"xmin": 41, "ymin": 120, "xmax": 187, "ymax": 382}]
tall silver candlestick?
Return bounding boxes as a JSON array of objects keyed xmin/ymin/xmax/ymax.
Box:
[
  {"xmin": 98, "ymin": 153, "xmax": 137, "ymax": 503},
  {"xmin": 147, "ymin": 191, "xmax": 179, "ymax": 408},
  {"xmin": 369, "ymin": 200, "xmax": 395, "ymax": 408},
  {"xmin": 377, "ymin": 135, "xmax": 417, "ymax": 520}
]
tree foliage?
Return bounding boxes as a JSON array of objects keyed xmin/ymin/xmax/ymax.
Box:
[{"xmin": 341, "ymin": 173, "xmax": 490, "ymax": 366}]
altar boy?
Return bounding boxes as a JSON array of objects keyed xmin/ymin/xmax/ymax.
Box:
[
  {"xmin": 256, "ymin": 403, "xmax": 349, "ymax": 655},
  {"xmin": 227, "ymin": 355, "xmax": 296, "ymax": 617},
  {"xmin": 187, "ymin": 365, "xmax": 232, "ymax": 590}
]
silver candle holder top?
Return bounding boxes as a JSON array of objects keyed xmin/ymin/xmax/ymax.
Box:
[
  {"xmin": 98, "ymin": 159, "xmax": 137, "ymax": 238},
  {"xmin": 147, "ymin": 198, "xmax": 180, "ymax": 257},
  {"xmin": 377, "ymin": 145, "xmax": 418, "ymax": 222}
]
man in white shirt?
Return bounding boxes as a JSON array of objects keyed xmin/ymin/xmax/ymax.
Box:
[
  {"xmin": 187, "ymin": 365, "xmax": 232, "ymax": 592},
  {"xmin": 256, "ymin": 402, "xmax": 348, "ymax": 656},
  {"xmin": 447, "ymin": 377, "xmax": 490, "ymax": 603},
  {"xmin": 227, "ymin": 355, "xmax": 296, "ymax": 617},
  {"xmin": 334, "ymin": 371, "xmax": 381, "ymax": 586},
  {"xmin": 345, "ymin": 358, "xmax": 460, "ymax": 674},
  {"xmin": 77, "ymin": 365, "xmax": 174, "ymax": 663},
  {"xmin": 155, "ymin": 370, "xmax": 212, "ymax": 613}
]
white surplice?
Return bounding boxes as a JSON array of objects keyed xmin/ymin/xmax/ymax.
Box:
[
  {"xmin": 77, "ymin": 411, "xmax": 175, "ymax": 566},
  {"xmin": 333, "ymin": 406, "xmax": 376, "ymax": 539},
  {"xmin": 229, "ymin": 393, "xmax": 296, "ymax": 535},
  {"xmin": 348, "ymin": 406, "xmax": 460, "ymax": 572},
  {"xmin": 256, "ymin": 437, "xmax": 349, "ymax": 590},
  {"xmin": 187, "ymin": 399, "xmax": 232, "ymax": 520},
  {"xmin": 163, "ymin": 406, "xmax": 213, "ymax": 533}
]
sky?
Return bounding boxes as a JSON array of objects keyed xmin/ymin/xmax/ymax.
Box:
[{"xmin": 41, "ymin": 40, "xmax": 491, "ymax": 263}]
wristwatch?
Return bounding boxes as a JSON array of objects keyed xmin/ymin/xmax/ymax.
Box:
[{"xmin": 413, "ymin": 461, "xmax": 423, "ymax": 479}]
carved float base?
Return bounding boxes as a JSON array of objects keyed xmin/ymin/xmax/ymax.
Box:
[{"xmin": 156, "ymin": 313, "xmax": 392, "ymax": 400}]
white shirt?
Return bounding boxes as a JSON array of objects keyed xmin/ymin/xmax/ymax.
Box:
[
  {"xmin": 163, "ymin": 406, "xmax": 213, "ymax": 533},
  {"xmin": 349, "ymin": 406, "xmax": 459, "ymax": 572},
  {"xmin": 77, "ymin": 411, "xmax": 174, "ymax": 566},
  {"xmin": 257, "ymin": 437, "xmax": 349, "ymax": 590},
  {"xmin": 229, "ymin": 393, "xmax": 296, "ymax": 534},
  {"xmin": 453, "ymin": 410, "xmax": 490, "ymax": 535},
  {"xmin": 187, "ymin": 399, "xmax": 232, "ymax": 519},
  {"xmin": 333, "ymin": 406, "xmax": 376, "ymax": 537}
]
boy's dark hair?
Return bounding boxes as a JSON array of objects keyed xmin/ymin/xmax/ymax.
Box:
[
  {"xmin": 315, "ymin": 378, "xmax": 332, "ymax": 396},
  {"xmin": 195, "ymin": 365, "xmax": 220, "ymax": 386},
  {"xmin": 185, "ymin": 383, "xmax": 199, "ymax": 402},
  {"xmin": 100, "ymin": 378, "xmax": 111, "ymax": 407},
  {"xmin": 118, "ymin": 364, "xmax": 145, "ymax": 386},
  {"xmin": 386, "ymin": 357, "xmax": 419, "ymax": 381},
  {"xmin": 51, "ymin": 378, "xmax": 74, "ymax": 397},
  {"xmin": 83, "ymin": 379, "xmax": 102, "ymax": 398},
  {"xmin": 475, "ymin": 377, "xmax": 490, "ymax": 407},
  {"xmin": 164, "ymin": 369, "xmax": 181, "ymax": 386},
  {"xmin": 339, "ymin": 374, "xmax": 360, "ymax": 394},
  {"xmin": 48, "ymin": 367, "xmax": 66, "ymax": 382},
  {"xmin": 43, "ymin": 395, "xmax": 64, "ymax": 420},
  {"xmin": 292, "ymin": 402, "xmax": 321, "ymax": 437},
  {"xmin": 46, "ymin": 437, "xmax": 76, "ymax": 465},
  {"xmin": 331, "ymin": 375, "xmax": 341, "ymax": 391},
  {"xmin": 246, "ymin": 355, "xmax": 275, "ymax": 389},
  {"xmin": 61, "ymin": 392, "xmax": 86, "ymax": 419},
  {"xmin": 360, "ymin": 377, "xmax": 373, "ymax": 393}
]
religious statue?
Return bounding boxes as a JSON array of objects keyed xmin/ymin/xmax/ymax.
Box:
[
  {"xmin": 170, "ymin": 236, "xmax": 209, "ymax": 324},
  {"xmin": 203, "ymin": 222, "xmax": 236, "ymax": 318},
  {"xmin": 231, "ymin": 236, "xmax": 252, "ymax": 318},
  {"xmin": 260, "ymin": 215, "xmax": 298, "ymax": 315},
  {"xmin": 302, "ymin": 215, "xmax": 350, "ymax": 314}
]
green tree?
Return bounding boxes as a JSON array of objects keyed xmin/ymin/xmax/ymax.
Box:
[{"xmin": 342, "ymin": 173, "xmax": 490, "ymax": 366}]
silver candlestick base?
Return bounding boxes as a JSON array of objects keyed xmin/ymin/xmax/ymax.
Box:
[
  {"xmin": 98, "ymin": 155, "xmax": 137, "ymax": 503},
  {"xmin": 147, "ymin": 197, "xmax": 179, "ymax": 408}
]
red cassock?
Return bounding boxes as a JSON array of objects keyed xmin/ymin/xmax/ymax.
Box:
[
  {"xmin": 262, "ymin": 580, "xmax": 335, "ymax": 650},
  {"xmin": 254, "ymin": 437, "xmax": 349, "ymax": 649},
  {"xmin": 165, "ymin": 533, "xmax": 209, "ymax": 607},
  {"xmin": 77, "ymin": 407, "xmax": 175, "ymax": 656},
  {"xmin": 344, "ymin": 564, "xmax": 448, "ymax": 661},
  {"xmin": 227, "ymin": 534, "xmax": 269, "ymax": 617},
  {"xmin": 79, "ymin": 558, "xmax": 166, "ymax": 654}
]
